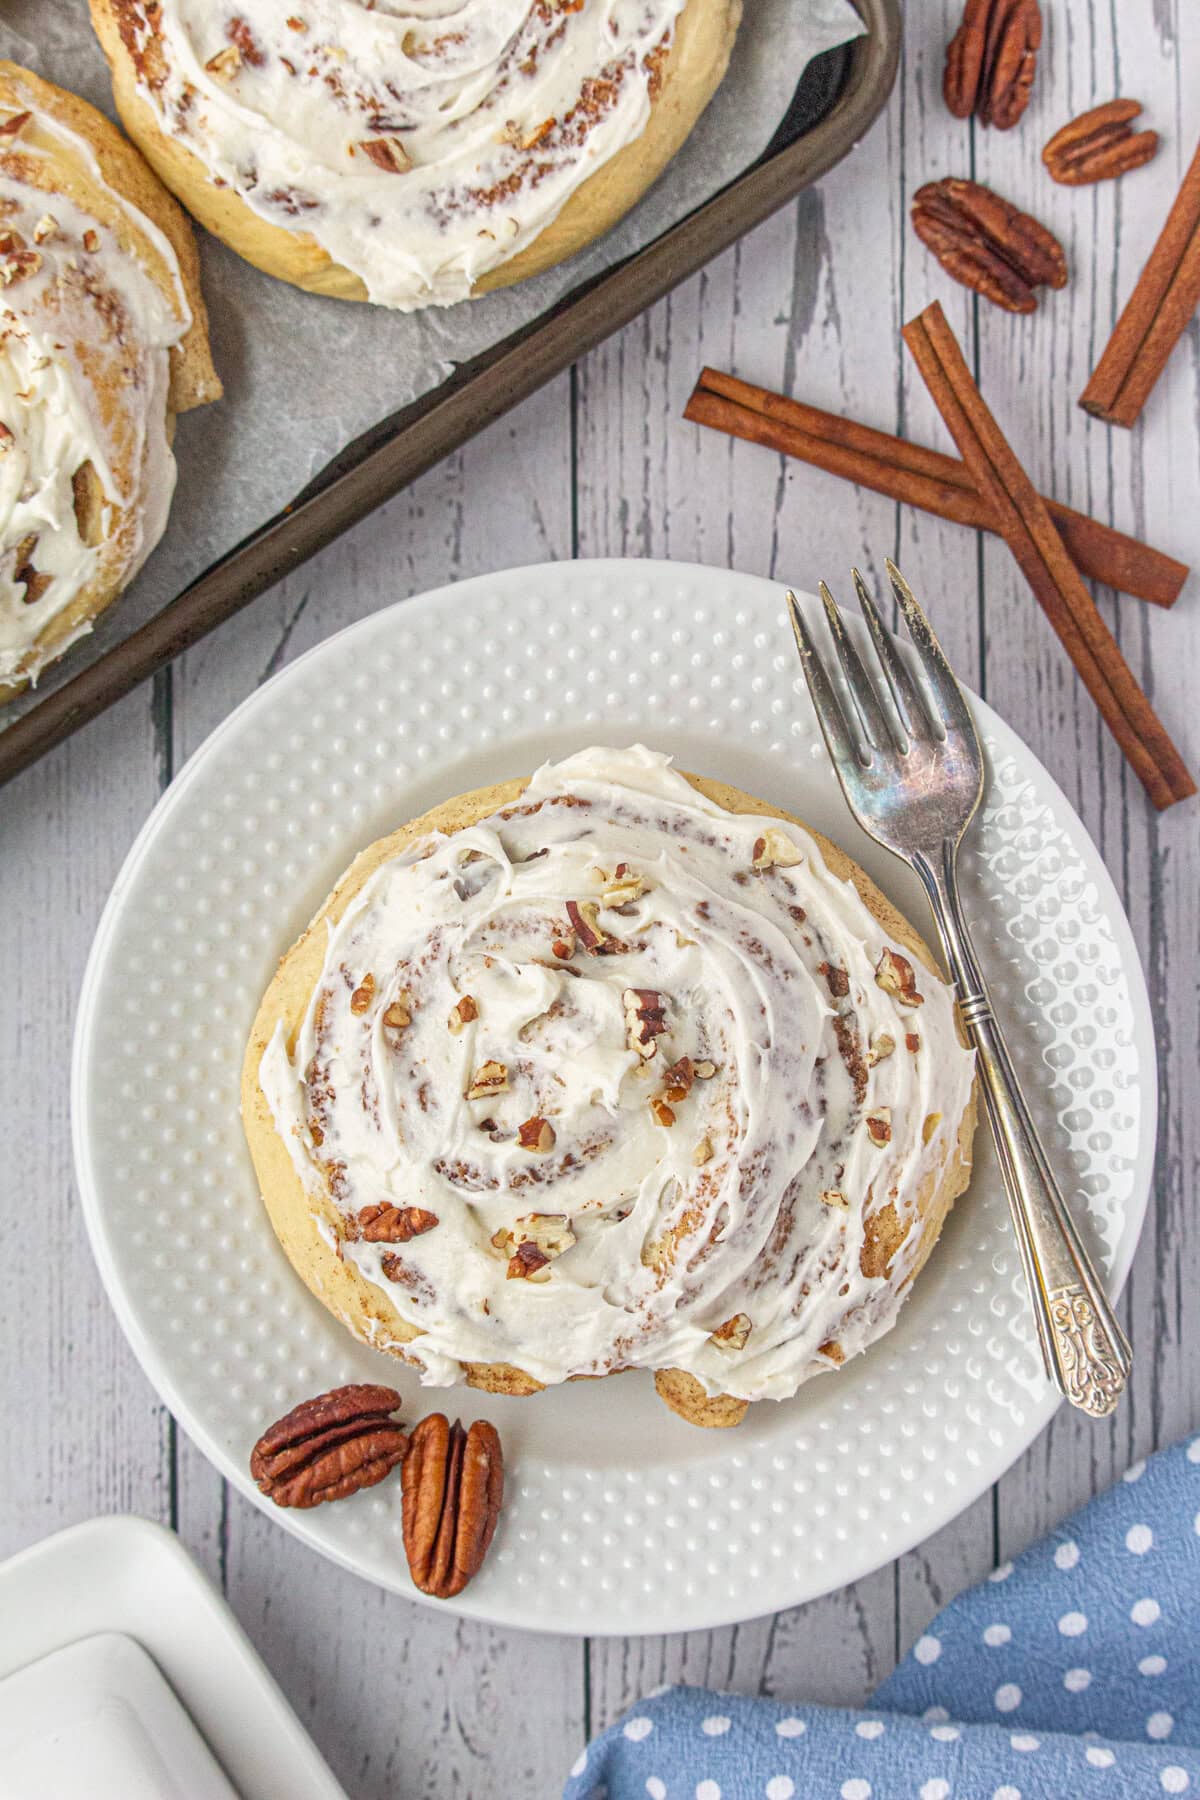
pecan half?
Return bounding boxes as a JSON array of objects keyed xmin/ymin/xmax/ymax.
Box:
[
  {"xmin": 250, "ymin": 1384, "xmax": 406, "ymax": 1509},
  {"xmin": 355, "ymin": 1203, "xmax": 438, "ymax": 1242},
  {"xmin": 944, "ymin": 0, "xmax": 1041, "ymax": 130},
  {"xmin": 566, "ymin": 899, "xmax": 615, "ymax": 954},
  {"xmin": 402, "ymin": 1414, "xmax": 504, "ymax": 1598},
  {"xmin": 1043, "ymin": 99, "xmax": 1158, "ymax": 186},
  {"xmin": 912, "ymin": 178, "xmax": 1066, "ymax": 313}
]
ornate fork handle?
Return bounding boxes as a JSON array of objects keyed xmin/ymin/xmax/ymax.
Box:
[{"xmin": 914, "ymin": 842, "xmax": 1131, "ymax": 1419}]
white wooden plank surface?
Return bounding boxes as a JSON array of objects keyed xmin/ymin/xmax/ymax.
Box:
[{"xmin": 2, "ymin": 4, "xmax": 1198, "ymax": 1796}]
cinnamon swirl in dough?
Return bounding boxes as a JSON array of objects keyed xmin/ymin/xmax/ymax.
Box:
[
  {"xmin": 244, "ymin": 748, "xmax": 977, "ymax": 1428},
  {"xmin": 0, "ymin": 63, "xmax": 219, "ymax": 700},
  {"xmin": 89, "ymin": 1, "xmax": 740, "ymax": 311}
]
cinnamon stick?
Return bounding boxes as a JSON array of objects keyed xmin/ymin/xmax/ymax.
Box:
[
  {"xmin": 686, "ymin": 368, "xmax": 1186, "ymax": 608},
  {"xmin": 903, "ymin": 301, "xmax": 1194, "ymax": 810},
  {"xmin": 1080, "ymin": 134, "xmax": 1200, "ymax": 426}
]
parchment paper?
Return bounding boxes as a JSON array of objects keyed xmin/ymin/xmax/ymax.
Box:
[{"xmin": 0, "ymin": 0, "xmax": 863, "ymax": 725}]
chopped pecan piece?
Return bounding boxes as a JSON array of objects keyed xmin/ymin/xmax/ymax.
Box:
[
  {"xmin": 466, "ymin": 1059, "xmax": 508, "ymax": 1100},
  {"xmin": 357, "ymin": 1204, "xmax": 438, "ymax": 1242},
  {"xmin": 250, "ymin": 1384, "xmax": 406, "ymax": 1509},
  {"xmin": 906, "ymin": 1032, "xmax": 921, "ymax": 1053},
  {"xmin": 874, "ymin": 947, "xmax": 925, "ymax": 1008},
  {"xmin": 693, "ymin": 1135, "xmax": 714, "ymax": 1167},
  {"xmin": 912, "ymin": 177, "xmax": 1066, "ymax": 314},
  {"xmin": 517, "ymin": 1115, "xmax": 556, "ymax": 1153},
  {"xmin": 354, "ymin": 136, "xmax": 413, "ymax": 174},
  {"xmin": 205, "ymin": 44, "xmax": 242, "ymax": 78},
  {"xmin": 662, "ymin": 1055, "xmax": 694, "ymax": 1101},
  {"xmin": 820, "ymin": 1188, "xmax": 850, "ymax": 1209},
  {"xmin": 402, "ymin": 1414, "xmax": 503, "ymax": 1599},
  {"xmin": 649, "ymin": 1097, "xmax": 676, "ymax": 1128},
  {"xmin": 448, "ymin": 994, "xmax": 478, "ymax": 1033},
  {"xmin": 551, "ymin": 933, "xmax": 576, "ymax": 960},
  {"xmin": 1043, "ymin": 99, "xmax": 1158, "ymax": 186},
  {"xmin": 349, "ymin": 973, "xmax": 375, "ymax": 1015},
  {"xmin": 693, "ymin": 1060, "xmax": 717, "ymax": 1080},
  {"xmin": 709, "ymin": 1312, "xmax": 752, "ymax": 1353},
  {"xmin": 602, "ymin": 871, "xmax": 649, "ymax": 908},
  {"xmin": 923, "ymin": 1112, "xmax": 943, "ymax": 1145},
  {"xmin": 566, "ymin": 899, "xmax": 614, "ymax": 954},
  {"xmin": 383, "ymin": 993, "xmax": 412, "ymax": 1030},
  {"xmin": 867, "ymin": 1032, "xmax": 896, "ymax": 1066},
  {"xmin": 866, "ymin": 1109, "xmax": 893, "ymax": 1147},
  {"xmin": 493, "ymin": 1212, "xmax": 574, "ymax": 1278},
  {"xmin": 623, "ymin": 987, "xmax": 668, "ymax": 1059},
  {"xmin": 944, "ymin": 0, "xmax": 1041, "ymax": 130},
  {"xmin": 752, "ymin": 826, "xmax": 803, "ymax": 870}
]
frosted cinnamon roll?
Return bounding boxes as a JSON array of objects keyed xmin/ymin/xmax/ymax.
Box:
[
  {"xmin": 244, "ymin": 748, "xmax": 977, "ymax": 1427},
  {"xmin": 0, "ymin": 63, "xmax": 220, "ymax": 701},
  {"xmin": 89, "ymin": 0, "xmax": 741, "ymax": 310}
]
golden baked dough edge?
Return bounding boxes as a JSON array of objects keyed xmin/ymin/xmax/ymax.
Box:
[
  {"xmin": 241, "ymin": 769, "xmax": 978, "ymax": 1428},
  {"xmin": 0, "ymin": 61, "xmax": 220, "ymax": 702},
  {"xmin": 89, "ymin": 0, "xmax": 741, "ymax": 304}
]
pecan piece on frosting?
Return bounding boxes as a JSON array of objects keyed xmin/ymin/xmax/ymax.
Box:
[
  {"xmin": 752, "ymin": 827, "xmax": 803, "ymax": 871},
  {"xmin": 250, "ymin": 1384, "xmax": 406, "ymax": 1510},
  {"xmin": 205, "ymin": 44, "xmax": 242, "ymax": 79},
  {"xmin": 623, "ymin": 987, "xmax": 668, "ymax": 1059},
  {"xmin": 662, "ymin": 1055, "xmax": 695, "ymax": 1101},
  {"xmin": 911, "ymin": 178, "xmax": 1066, "ymax": 314},
  {"xmin": 1042, "ymin": 99, "xmax": 1158, "ymax": 186},
  {"xmin": 448, "ymin": 994, "xmax": 478, "ymax": 1034},
  {"xmin": 566, "ymin": 899, "xmax": 614, "ymax": 954},
  {"xmin": 466, "ymin": 1059, "xmax": 508, "ymax": 1100},
  {"xmin": 354, "ymin": 135, "xmax": 414, "ymax": 174},
  {"xmin": 866, "ymin": 1032, "xmax": 896, "ymax": 1067},
  {"xmin": 874, "ymin": 947, "xmax": 925, "ymax": 1009},
  {"xmin": 356, "ymin": 1203, "xmax": 438, "ymax": 1243},
  {"xmin": 349, "ymin": 972, "xmax": 375, "ymax": 1015},
  {"xmin": 944, "ymin": 0, "xmax": 1041, "ymax": 130},
  {"xmin": 494, "ymin": 1212, "xmax": 575, "ymax": 1279},
  {"xmin": 709, "ymin": 1312, "xmax": 752, "ymax": 1353},
  {"xmin": 402, "ymin": 1414, "xmax": 504, "ymax": 1599},
  {"xmin": 383, "ymin": 992, "xmax": 412, "ymax": 1030},
  {"xmin": 866, "ymin": 1108, "xmax": 893, "ymax": 1147},
  {"xmin": 517, "ymin": 1115, "xmax": 556, "ymax": 1153}
]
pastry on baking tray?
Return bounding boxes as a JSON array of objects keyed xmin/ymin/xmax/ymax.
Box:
[
  {"xmin": 0, "ymin": 62, "xmax": 220, "ymax": 702},
  {"xmin": 243, "ymin": 747, "xmax": 978, "ymax": 1428},
  {"xmin": 89, "ymin": 0, "xmax": 742, "ymax": 312}
]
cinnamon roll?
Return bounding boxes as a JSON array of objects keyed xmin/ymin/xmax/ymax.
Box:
[
  {"xmin": 89, "ymin": 1, "xmax": 741, "ymax": 311},
  {"xmin": 0, "ymin": 63, "xmax": 220, "ymax": 701},
  {"xmin": 243, "ymin": 748, "xmax": 977, "ymax": 1427}
]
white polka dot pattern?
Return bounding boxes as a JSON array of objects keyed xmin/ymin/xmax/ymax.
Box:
[{"xmin": 71, "ymin": 566, "xmax": 1154, "ymax": 1633}]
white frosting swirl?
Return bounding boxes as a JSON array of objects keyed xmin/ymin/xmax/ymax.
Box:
[
  {"xmin": 260, "ymin": 747, "xmax": 975, "ymax": 1402},
  {"xmin": 0, "ymin": 102, "xmax": 188, "ymax": 687},
  {"xmin": 118, "ymin": 0, "xmax": 686, "ymax": 309}
]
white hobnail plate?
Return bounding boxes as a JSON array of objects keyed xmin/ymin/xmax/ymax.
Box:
[{"xmin": 73, "ymin": 560, "xmax": 1154, "ymax": 1636}]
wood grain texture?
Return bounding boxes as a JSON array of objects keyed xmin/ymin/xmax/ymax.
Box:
[{"xmin": 1, "ymin": 5, "xmax": 1197, "ymax": 1795}]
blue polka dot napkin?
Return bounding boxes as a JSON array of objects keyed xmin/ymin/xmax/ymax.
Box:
[{"xmin": 563, "ymin": 1435, "xmax": 1200, "ymax": 1800}]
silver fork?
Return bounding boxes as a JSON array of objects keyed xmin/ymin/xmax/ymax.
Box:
[{"xmin": 786, "ymin": 560, "xmax": 1131, "ymax": 1419}]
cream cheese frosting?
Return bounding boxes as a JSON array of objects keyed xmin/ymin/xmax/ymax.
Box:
[
  {"xmin": 259, "ymin": 747, "xmax": 976, "ymax": 1403},
  {"xmin": 115, "ymin": 0, "xmax": 686, "ymax": 309},
  {"xmin": 0, "ymin": 102, "xmax": 189, "ymax": 687}
]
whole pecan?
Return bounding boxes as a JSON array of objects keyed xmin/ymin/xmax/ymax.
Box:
[
  {"xmin": 250, "ymin": 1384, "xmax": 407, "ymax": 1509},
  {"xmin": 944, "ymin": 0, "xmax": 1041, "ymax": 130},
  {"xmin": 401, "ymin": 1414, "xmax": 504, "ymax": 1599},
  {"xmin": 1043, "ymin": 99, "xmax": 1159, "ymax": 186},
  {"xmin": 912, "ymin": 178, "xmax": 1067, "ymax": 313}
]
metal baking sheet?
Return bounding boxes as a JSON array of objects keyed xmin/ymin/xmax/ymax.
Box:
[{"xmin": 0, "ymin": 0, "xmax": 899, "ymax": 787}]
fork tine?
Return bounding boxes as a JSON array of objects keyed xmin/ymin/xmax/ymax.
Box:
[
  {"xmin": 850, "ymin": 568, "xmax": 937, "ymax": 745},
  {"xmin": 785, "ymin": 591, "xmax": 863, "ymax": 775},
  {"xmin": 817, "ymin": 581, "xmax": 904, "ymax": 756},
  {"xmin": 885, "ymin": 559, "xmax": 981, "ymax": 750}
]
